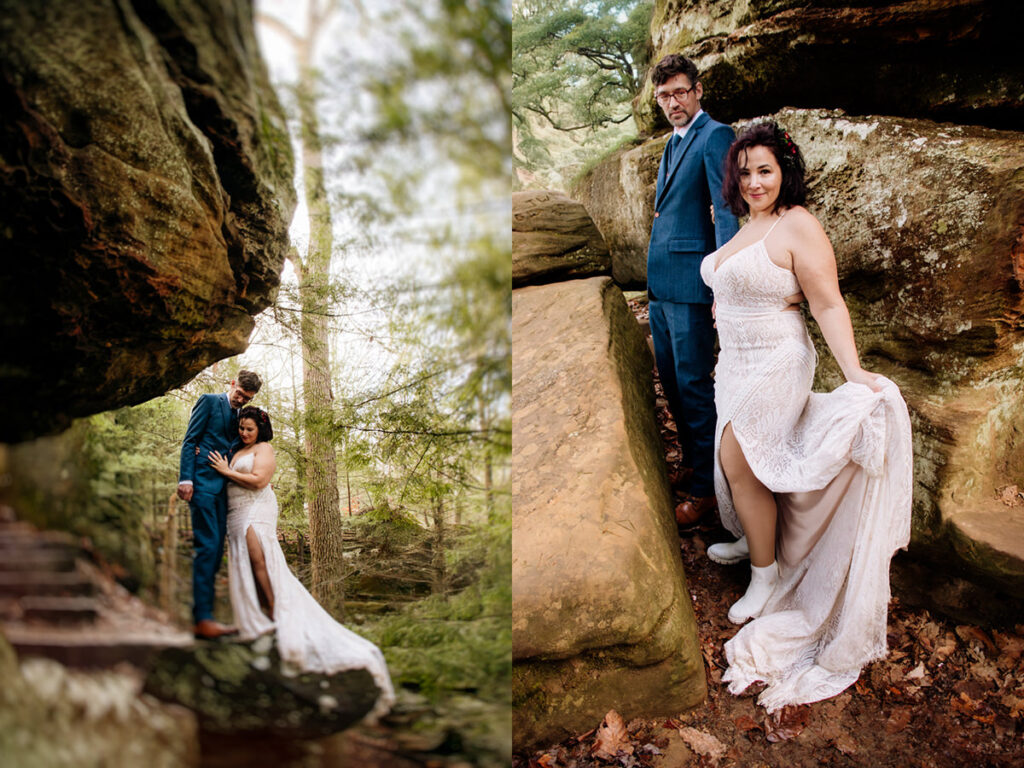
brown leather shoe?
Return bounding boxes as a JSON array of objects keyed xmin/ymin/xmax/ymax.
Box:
[
  {"xmin": 675, "ymin": 495, "xmax": 717, "ymax": 526},
  {"xmin": 193, "ymin": 619, "xmax": 239, "ymax": 640}
]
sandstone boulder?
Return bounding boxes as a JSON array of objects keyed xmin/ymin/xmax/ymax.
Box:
[
  {"xmin": 512, "ymin": 189, "xmax": 611, "ymax": 286},
  {"xmin": 572, "ymin": 140, "xmax": 662, "ymax": 288},
  {"xmin": 0, "ymin": 0, "xmax": 295, "ymax": 442},
  {"xmin": 636, "ymin": 0, "xmax": 1023, "ymax": 135},
  {"xmin": 512, "ymin": 277, "xmax": 705, "ymax": 749}
]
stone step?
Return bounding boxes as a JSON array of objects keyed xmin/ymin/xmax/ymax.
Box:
[
  {"xmin": 947, "ymin": 502, "xmax": 1024, "ymax": 599},
  {"xmin": 0, "ymin": 520, "xmax": 36, "ymax": 534},
  {"xmin": 2, "ymin": 624, "xmax": 193, "ymax": 669},
  {"xmin": 19, "ymin": 595, "xmax": 100, "ymax": 624},
  {"xmin": 0, "ymin": 571, "xmax": 97, "ymax": 597},
  {"xmin": 0, "ymin": 549, "xmax": 79, "ymax": 572},
  {"xmin": 0, "ymin": 529, "xmax": 79, "ymax": 549}
]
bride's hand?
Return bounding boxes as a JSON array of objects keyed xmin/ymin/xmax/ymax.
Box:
[
  {"xmin": 208, "ymin": 450, "xmax": 230, "ymax": 474},
  {"xmin": 847, "ymin": 368, "xmax": 883, "ymax": 392}
]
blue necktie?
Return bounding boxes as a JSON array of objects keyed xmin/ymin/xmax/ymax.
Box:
[{"xmin": 666, "ymin": 132, "xmax": 682, "ymax": 166}]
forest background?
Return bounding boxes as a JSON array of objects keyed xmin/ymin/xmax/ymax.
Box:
[
  {"xmin": 513, "ymin": 0, "xmax": 651, "ymax": 189},
  {"xmin": 8, "ymin": 0, "xmax": 512, "ymax": 729}
]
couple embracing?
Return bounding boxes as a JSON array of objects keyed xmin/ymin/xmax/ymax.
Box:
[
  {"xmin": 176, "ymin": 370, "xmax": 395, "ymax": 719},
  {"xmin": 647, "ymin": 54, "xmax": 912, "ymax": 711}
]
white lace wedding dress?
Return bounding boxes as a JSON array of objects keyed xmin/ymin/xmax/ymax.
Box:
[
  {"xmin": 226, "ymin": 453, "xmax": 396, "ymax": 720},
  {"xmin": 699, "ymin": 218, "xmax": 913, "ymax": 712}
]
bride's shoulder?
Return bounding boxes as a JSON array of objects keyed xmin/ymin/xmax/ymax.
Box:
[
  {"xmin": 255, "ymin": 441, "xmax": 275, "ymax": 455},
  {"xmin": 781, "ymin": 206, "xmax": 826, "ymax": 238}
]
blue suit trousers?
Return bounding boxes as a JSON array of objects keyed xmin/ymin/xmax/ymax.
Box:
[
  {"xmin": 648, "ymin": 299, "xmax": 716, "ymax": 496},
  {"xmin": 190, "ymin": 489, "xmax": 228, "ymax": 622}
]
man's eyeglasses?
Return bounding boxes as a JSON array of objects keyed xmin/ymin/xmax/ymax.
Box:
[{"xmin": 655, "ymin": 85, "xmax": 697, "ymax": 105}]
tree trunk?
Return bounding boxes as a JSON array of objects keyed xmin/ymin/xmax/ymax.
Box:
[
  {"xmin": 431, "ymin": 489, "xmax": 447, "ymax": 595},
  {"xmin": 291, "ymin": 11, "xmax": 345, "ymax": 613},
  {"xmin": 160, "ymin": 493, "xmax": 178, "ymax": 614},
  {"xmin": 479, "ymin": 393, "xmax": 494, "ymax": 521}
]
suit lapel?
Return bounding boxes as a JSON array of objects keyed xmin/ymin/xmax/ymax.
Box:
[{"xmin": 655, "ymin": 112, "xmax": 710, "ymax": 208}]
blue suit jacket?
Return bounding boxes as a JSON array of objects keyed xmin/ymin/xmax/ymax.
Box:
[
  {"xmin": 647, "ymin": 112, "xmax": 740, "ymax": 304},
  {"xmin": 178, "ymin": 393, "xmax": 238, "ymax": 496}
]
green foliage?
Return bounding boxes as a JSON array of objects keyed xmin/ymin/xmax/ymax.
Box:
[
  {"xmin": 3, "ymin": 394, "xmax": 194, "ymax": 591},
  {"xmin": 364, "ymin": 505, "xmax": 511, "ymax": 702},
  {"xmin": 513, "ymin": 0, "xmax": 652, "ymax": 185},
  {"xmin": 360, "ymin": 0, "xmax": 511, "ymax": 201}
]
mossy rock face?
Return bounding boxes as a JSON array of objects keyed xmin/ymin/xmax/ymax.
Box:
[
  {"xmin": 0, "ymin": 637, "xmax": 199, "ymax": 767},
  {"xmin": 513, "ymin": 647, "xmax": 705, "ymax": 749},
  {"xmin": 143, "ymin": 634, "xmax": 382, "ymax": 737},
  {"xmin": 0, "ymin": 0, "xmax": 295, "ymax": 442},
  {"xmin": 512, "ymin": 278, "xmax": 705, "ymax": 750},
  {"xmin": 639, "ymin": 0, "xmax": 1024, "ymax": 135}
]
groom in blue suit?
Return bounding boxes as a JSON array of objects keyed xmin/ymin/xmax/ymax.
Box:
[
  {"xmin": 646, "ymin": 54, "xmax": 739, "ymax": 524},
  {"xmin": 177, "ymin": 370, "xmax": 262, "ymax": 638}
]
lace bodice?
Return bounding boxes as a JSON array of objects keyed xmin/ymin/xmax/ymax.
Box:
[
  {"xmin": 226, "ymin": 452, "xmax": 274, "ymax": 513},
  {"xmin": 700, "ymin": 215, "xmax": 800, "ymax": 313}
]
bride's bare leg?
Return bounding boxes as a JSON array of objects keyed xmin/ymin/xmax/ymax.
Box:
[
  {"xmin": 720, "ymin": 423, "xmax": 777, "ymax": 567},
  {"xmin": 721, "ymin": 423, "xmax": 779, "ymax": 624},
  {"xmin": 246, "ymin": 526, "xmax": 275, "ymax": 619}
]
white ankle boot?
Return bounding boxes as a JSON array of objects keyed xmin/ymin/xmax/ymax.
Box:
[
  {"xmin": 728, "ymin": 561, "xmax": 778, "ymax": 625},
  {"xmin": 707, "ymin": 536, "xmax": 749, "ymax": 565}
]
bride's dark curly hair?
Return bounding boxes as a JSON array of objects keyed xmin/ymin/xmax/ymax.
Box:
[
  {"xmin": 238, "ymin": 406, "xmax": 273, "ymax": 442},
  {"xmin": 722, "ymin": 120, "xmax": 808, "ymax": 216}
]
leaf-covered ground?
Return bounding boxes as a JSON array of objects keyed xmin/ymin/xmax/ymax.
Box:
[{"xmin": 512, "ymin": 299, "xmax": 1024, "ymax": 768}]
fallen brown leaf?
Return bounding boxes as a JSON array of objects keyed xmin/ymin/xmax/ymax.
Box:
[
  {"xmin": 931, "ymin": 632, "xmax": 958, "ymax": 662},
  {"xmin": 956, "ymin": 625, "xmax": 998, "ymax": 656},
  {"xmin": 765, "ymin": 706, "xmax": 810, "ymax": 743},
  {"xmin": 733, "ymin": 715, "xmax": 761, "ymax": 733},
  {"xmin": 834, "ymin": 732, "xmax": 858, "ymax": 756},
  {"xmin": 998, "ymin": 484, "xmax": 1022, "ymax": 506},
  {"xmin": 993, "ymin": 630, "xmax": 1024, "ymax": 667},
  {"xmin": 591, "ymin": 710, "xmax": 632, "ymax": 761},
  {"xmin": 678, "ymin": 727, "xmax": 727, "ymax": 760},
  {"xmin": 905, "ymin": 662, "xmax": 927, "ymax": 681},
  {"xmin": 951, "ymin": 691, "xmax": 997, "ymax": 725},
  {"xmin": 886, "ymin": 706, "xmax": 913, "ymax": 734},
  {"xmin": 1001, "ymin": 693, "xmax": 1024, "ymax": 718},
  {"xmin": 536, "ymin": 754, "xmax": 557, "ymax": 768},
  {"xmin": 970, "ymin": 661, "xmax": 1001, "ymax": 682}
]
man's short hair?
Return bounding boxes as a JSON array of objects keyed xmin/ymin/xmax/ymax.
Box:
[
  {"xmin": 236, "ymin": 369, "xmax": 262, "ymax": 393},
  {"xmin": 651, "ymin": 54, "xmax": 699, "ymax": 88}
]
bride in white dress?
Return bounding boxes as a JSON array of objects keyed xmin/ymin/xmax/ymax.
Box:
[
  {"xmin": 208, "ymin": 406, "xmax": 395, "ymax": 721},
  {"xmin": 699, "ymin": 122, "xmax": 913, "ymax": 711}
]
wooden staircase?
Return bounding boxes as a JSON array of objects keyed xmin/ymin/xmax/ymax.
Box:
[{"xmin": 0, "ymin": 506, "xmax": 191, "ymax": 668}]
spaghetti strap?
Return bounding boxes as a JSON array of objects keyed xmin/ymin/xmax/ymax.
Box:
[{"xmin": 761, "ymin": 211, "xmax": 786, "ymax": 242}]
